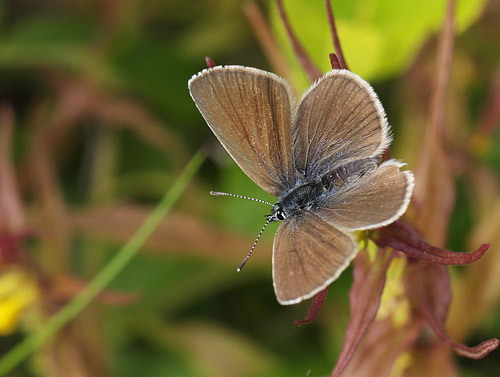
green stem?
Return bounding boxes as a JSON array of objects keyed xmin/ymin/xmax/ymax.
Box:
[{"xmin": 0, "ymin": 150, "xmax": 205, "ymax": 376}]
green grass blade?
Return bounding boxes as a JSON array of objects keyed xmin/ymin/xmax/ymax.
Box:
[{"xmin": 0, "ymin": 150, "xmax": 205, "ymax": 376}]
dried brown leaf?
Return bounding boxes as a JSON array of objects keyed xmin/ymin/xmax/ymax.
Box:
[
  {"xmin": 413, "ymin": 141, "xmax": 455, "ymax": 247},
  {"xmin": 0, "ymin": 105, "xmax": 25, "ymax": 232},
  {"xmin": 407, "ymin": 262, "xmax": 499, "ymax": 360},
  {"xmin": 27, "ymin": 103, "xmax": 71, "ymax": 271},
  {"xmin": 413, "ymin": 0, "xmax": 457, "ymax": 247},
  {"xmin": 341, "ymin": 318, "xmax": 422, "ymax": 377},
  {"xmin": 403, "ymin": 344, "xmax": 458, "ymax": 377},
  {"xmin": 448, "ymin": 196, "xmax": 500, "ymax": 341},
  {"xmin": 331, "ymin": 249, "xmax": 394, "ymax": 377},
  {"xmin": 294, "ymin": 287, "xmax": 328, "ymax": 326},
  {"xmin": 375, "ymin": 221, "xmax": 489, "ymax": 265}
]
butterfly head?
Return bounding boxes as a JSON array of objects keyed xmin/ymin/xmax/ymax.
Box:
[{"xmin": 268, "ymin": 205, "xmax": 286, "ymax": 222}]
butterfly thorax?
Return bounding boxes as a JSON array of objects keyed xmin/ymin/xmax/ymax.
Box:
[
  {"xmin": 269, "ymin": 157, "xmax": 380, "ymax": 222},
  {"xmin": 270, "ymin": 182, "xmax": 324, "ymax": 221}
]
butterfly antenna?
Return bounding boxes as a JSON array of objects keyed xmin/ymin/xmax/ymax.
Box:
[
  {"xmin": 237, "ymin": 217, "xmax": 271, "ymax": 272},
  {"xmin": 210, "ymin": 191, "xmax": 273, "ymax": 206}
]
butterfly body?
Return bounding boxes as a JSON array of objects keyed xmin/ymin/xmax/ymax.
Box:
[
  {"xmin": 188, "ymin": 65, "xmax": 414, "ymax": 305},
  {"xmin": 271, "ymin": 156, "xmax": 380, "ymax": 222},
  {"xmin": 272, "ymin": 180, "xmax": 324, "ymax": 221}
]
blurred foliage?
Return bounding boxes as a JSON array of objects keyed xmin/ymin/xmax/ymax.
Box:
[
  {"xmin": 0, "ymin": 0, "xmax": 499, "ymax": 376},
  {"xmin": 270, "ymin": 0, "xmax": 486, "ymax": 87}
]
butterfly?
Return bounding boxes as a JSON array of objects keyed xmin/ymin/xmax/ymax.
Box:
[{"xmin": 188, "ymin": 66, "xmax": 414, "ymax": 305}]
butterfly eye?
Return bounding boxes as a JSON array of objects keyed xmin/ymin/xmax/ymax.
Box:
[{"xmin": 276, "ymin": 210, "xmax": 286, "ymax": 221}]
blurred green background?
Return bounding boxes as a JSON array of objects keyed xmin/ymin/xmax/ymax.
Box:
[{"xmin": 0, "ymin": 0, "xmax": 500, "ymax": 376}]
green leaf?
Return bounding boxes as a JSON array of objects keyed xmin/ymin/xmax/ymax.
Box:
[{"xmin": 270, "ymin": 0, "xmax": 486, "ymax": 84}]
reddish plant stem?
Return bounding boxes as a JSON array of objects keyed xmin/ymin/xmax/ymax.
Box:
[
  {"xmin": 374, "ymin": 221, "xmax": 489, "ymax": 265},
  {"xmin": 205, "ymin": 57, "xmax": 215, "ymax": 68},
  {"xmin": 294, "ymin": 287, "xmax": 328, "ymax": 325},
  {"xmin": 330, "ymin": 249, "xmax": 394, "ymax": 377},
  {"xmin": 429, "ymin": 0, "xmax": 456, "ymax": 141},
  {"xmin": 325, "ymin": 0, "xmax": 348, "ymax": 70},
  {"xmin": 415, "ymin": 0, "xmax": 456, "ymax": 203},
  {"xmin": 408, "ymin": 264, "xmax": 499, "ymax": 359},
  {"xmin": 381, "ymin": 148, "xmax": 392, "ymax": 163},
  {"xmin": 244, "ymin": 1, "xmax": 294, "ymax": 83},
  {"xmin": 329, "ymin": 53, "xmax": 341, "ymax": 70},
  {"xmin": 0, "ymin": 105, "xmax": 25, "ymax": 233},
  {"xmin": 276, "ymin": 0, "xmax": 322, "ymax": 82}
]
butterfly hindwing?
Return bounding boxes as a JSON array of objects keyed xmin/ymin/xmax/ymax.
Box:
[
  {"xmin": 272, "ymin": 211, "xmax": 357, "ymax": 305},
  {"xmin": 317, "ymin": 160, "xmax": 414, "ymax": 231}
]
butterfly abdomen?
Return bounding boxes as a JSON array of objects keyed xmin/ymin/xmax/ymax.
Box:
[
  {"xmin": 276, "ymin": 157, "xmax": 379, "ymax": 219},
  {"xmin": 320, "ymin": 157, "xmax": 379, "ymax": 190}
]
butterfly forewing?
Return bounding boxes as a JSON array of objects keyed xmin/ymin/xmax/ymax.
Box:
[
  {"xmin": 318, "ymin": 160, "xmax": 414, "ymax": 231},
  {"xmin": 293, "ymin": 70, "xmax": 390, "ymax": 179},
  {"xmin": 189, "ymin": 66, "xmax": 297, "ymax": 196},
  {"xmin": 273, "ymin": 211, "xmax": 357, "ymax": 305}
]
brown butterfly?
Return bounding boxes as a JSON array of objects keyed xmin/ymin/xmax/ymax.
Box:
[{"xmin": 188, "ymin": 66, "xmax": 413, "ymax": 305}]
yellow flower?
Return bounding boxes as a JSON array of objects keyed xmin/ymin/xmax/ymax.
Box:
[
  {"xmin": 0, "ymin": 267, "xmax": 38, "ymax": 335},
  {"xmin": 376, "ymin": 256, "xmax": 410, "ymax": 328}
]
